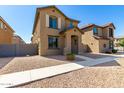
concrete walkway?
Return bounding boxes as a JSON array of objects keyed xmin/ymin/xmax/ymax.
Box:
[
  {"xmin": 76, "ymin": 55, "xmax": 95, "ymax": 61},
  {"xmin": 0, "ymin": 55, "xmax": 119, "ymax": 88}
]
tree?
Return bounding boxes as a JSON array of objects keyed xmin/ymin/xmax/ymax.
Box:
[{"xmin": 119, "ymin": 39, "xmax": 124, "ymax": 51}]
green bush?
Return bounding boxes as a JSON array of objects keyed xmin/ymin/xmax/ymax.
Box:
[
  {"xmin": 66, "ymin": 53, "xmax": 75, "ymax": 61},
  {"xmin": 112, "ymin": 49, "xmax": 118, "ymax": 53}
]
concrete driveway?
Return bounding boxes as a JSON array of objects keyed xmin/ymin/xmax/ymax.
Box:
[{"xmin": 0, "ymin": 57, "xmax": 14, "ymax": 69}]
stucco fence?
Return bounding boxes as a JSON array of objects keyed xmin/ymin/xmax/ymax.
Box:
[{"xmin": 0, "ymin": 44, "xmax": 38, "ymax": 57}]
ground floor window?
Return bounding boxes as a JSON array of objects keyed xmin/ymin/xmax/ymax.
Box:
[
  {"xmin": 48, "ymin": 36, "xmax": 58, "ymax": 48},
  {"xmin": 109, "ymin": 41, "xmax": 113, "ymax": 49}
]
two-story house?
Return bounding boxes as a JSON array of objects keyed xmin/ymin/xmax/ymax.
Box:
[
  {"xmin": 81, "ymin": 23, "xmax": 115, "ymax": 53},
  {"xmin": 0, "ymin": 16, "xmax": 14, "ymax": 44},
  {"xmin": 31, "ymin": 6, "xmax": 84, "ymax": 56}
]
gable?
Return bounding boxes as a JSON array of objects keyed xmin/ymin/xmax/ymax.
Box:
[
  {"xmin": 32, "ymin": 6, "xmax": 80, "ymax": 34},
  {"xmin": 41, "ymin": 7, "xmax": 66, "ymax": 20},
  {"xmin": 38, "ymin": 6, "xmax": 80, "ymax": 22},
  {"xmin": 0, "ymin": 17, "xmax": 15, "ymax": 33},
  {"xmin": 60, "ymin": 27, "xmax": 83, "ymax": 35}
]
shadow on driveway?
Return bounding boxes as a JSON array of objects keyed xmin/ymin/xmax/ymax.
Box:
[
  {"xmin": 93, "ymin": 60, "xmax": 120, "ymax": 67},
  {"xmin": 80, "ymin": 53, "xmax": 114, "ymax": 59},
  {"xmin": 0, "ymin": 57, "xmax": 14, "ymax": 69},
  {"xmin": 44, "ymin": 55, "xmax": 85, "ymax": 62}
]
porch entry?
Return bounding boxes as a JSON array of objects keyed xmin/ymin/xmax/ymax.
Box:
[{"xmin": 71, "ymin": 35, "xmax": 78, "ymax": 54}]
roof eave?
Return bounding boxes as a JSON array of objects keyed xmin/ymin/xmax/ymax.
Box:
[{"xmin": 0, "ymin": 16, "xmax": 15, "ymax": 33}]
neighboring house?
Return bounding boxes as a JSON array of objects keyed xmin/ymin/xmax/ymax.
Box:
[
  {"xmin": 31, "ymin": 6, "xmax": 84, "ymax": 56},
  {"xmin": 13, "ymin": 34, "xmax": 26, "ymax": 44},
  {"xmin": 81, "ymin": 23, "xmax": 115, "ymax": 53},
  {"xmin": 0, "ymin": 16, "xmax": 14, "ymax": 44}
]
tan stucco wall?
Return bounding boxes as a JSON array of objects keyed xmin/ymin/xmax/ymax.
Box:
[
  {"xmin": 98, "ymin": 40, "xmax": 109, "ymax": 52},
  {"xmin": 39, "ymin": 8, "xmax": 65, "ymax": 55},
  {"xmin": 82, "ymin": 27, "xmax": 100, "ymax": 53},
  {"xmin": 102, "ymin": 28, "xmax": 108, "ymax": 38},
  {"xmin": 32, "ymin": 7, "xmax": 82, "ymax": 56},
  {"xmin": 0, "ymin": 20, "xmax": 13, "ymax": 44}
]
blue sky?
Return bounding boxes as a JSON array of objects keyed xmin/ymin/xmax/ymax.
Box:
[{"xmin": 0, "ymin": 5, "xmax": 123, "ymax": 43}]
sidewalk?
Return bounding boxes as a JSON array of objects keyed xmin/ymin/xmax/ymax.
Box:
[{"xmin": 0, "ymin": 55, "xmax": 118, "ymax": 88}]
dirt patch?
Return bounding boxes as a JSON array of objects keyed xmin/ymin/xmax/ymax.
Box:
[
  {"xmin": 16, "ymin": 66, "xmax": 124, "ymax": 88},
  {"xmin": 0, "ymin": 56, "xmax": 68, "ymax": 75},
  {"xmin": 16, "ymin": 58, "xmax": 124, "ymax": 88}
]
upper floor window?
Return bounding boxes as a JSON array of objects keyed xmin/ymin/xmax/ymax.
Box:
[
  {"xmin": 69, "ymin": 21, "xmax": 74, "ymax": 29},
  {"xmin": 49, "ymin": 16, "xmax": 58, "ymax": 29},
  {"xmin": 109, "ymin": 28, "xmax": 113, "ymax": 37},
  {"xmin": 93, "ymin": 27, "xmax": 98, "ymax": 35}
]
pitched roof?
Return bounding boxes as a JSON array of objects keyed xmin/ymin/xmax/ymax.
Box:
[
  {"xmin": 80, "ymin": 22, "xmax": 115, "ymax": 30},
  {"xmin": 32, "ymin": 6, "xmax": 80, "ymax": 34},
  {"xmin": 59, "ymin": 26, "xmax": 84, "ymax": 34},
  {"xmin": 0, "ymin": 16, "xmax": 15, "ymax": 32},
  {"xmin": 93, "ymin": 35, "xmax": 110, "ymax": 40},
  {"xmin": 80, "ymin": 24, "xmax": 95, "ymax": 30},
  {"xmin": 37, "ymin": 6, "xmax": 80, "ymax": 22},
  {"xmin": 102, "ymin": 23, "xmax": 115, "ymax": 29}
]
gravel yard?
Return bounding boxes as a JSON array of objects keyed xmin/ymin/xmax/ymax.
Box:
[
  {"xmin": 16, "ymin": 58, "xmax": 124, "ymax": 88},
  {"xmin": 0, "ymin": 56, "xmax": 69, "ymax": 75}
]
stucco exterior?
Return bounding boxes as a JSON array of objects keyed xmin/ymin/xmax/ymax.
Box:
[
  {"xmin": 32, "ymin": 6, "xmax": 84, "ymax": 56},
  {"xmin": 81, "ymin": 26, "xmax": 100, "ymax": 53},
  {"xmin": 81, "ymin": 23, "xmax": 115, "ymax": 53},
  {"xmin": 0, "ymin": 16, "xmax": 14, "ymax": 44}
]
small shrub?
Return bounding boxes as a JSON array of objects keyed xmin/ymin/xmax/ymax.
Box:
[
  {"xmin": 112, "ymin": 49, "xmax": 118, "ymax": 53},
  {"xmin": 66, "ymin": 53, "xmax": 75, "ymax": 61},
  {"xmin": 105, "ymin": 51, "xmax": 112, "ymax": 54}
]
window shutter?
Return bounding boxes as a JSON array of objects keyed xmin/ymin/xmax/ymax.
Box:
[
  {"xmin": 58, "ymin": 17, "xmax": 61, "ymax": 29},
  {"xmin": 0, "ymin": 22, "xmax": 3, "ymax": 29},
  {"xmin": 1, "ymin": 23, "xmax": 3, "ymax": 29},
  {"xmin": 0, "ymin": 23, "xmax": 1, "ymax": 28},
  {"xmin": 46, "ymin": 14, "xmax": 49, "ymax": 27}
]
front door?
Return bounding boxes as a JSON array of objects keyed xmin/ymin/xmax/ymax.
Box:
[{"xmin": 71, "ymin": 36, "xmax": 78, "ymax": 54}]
